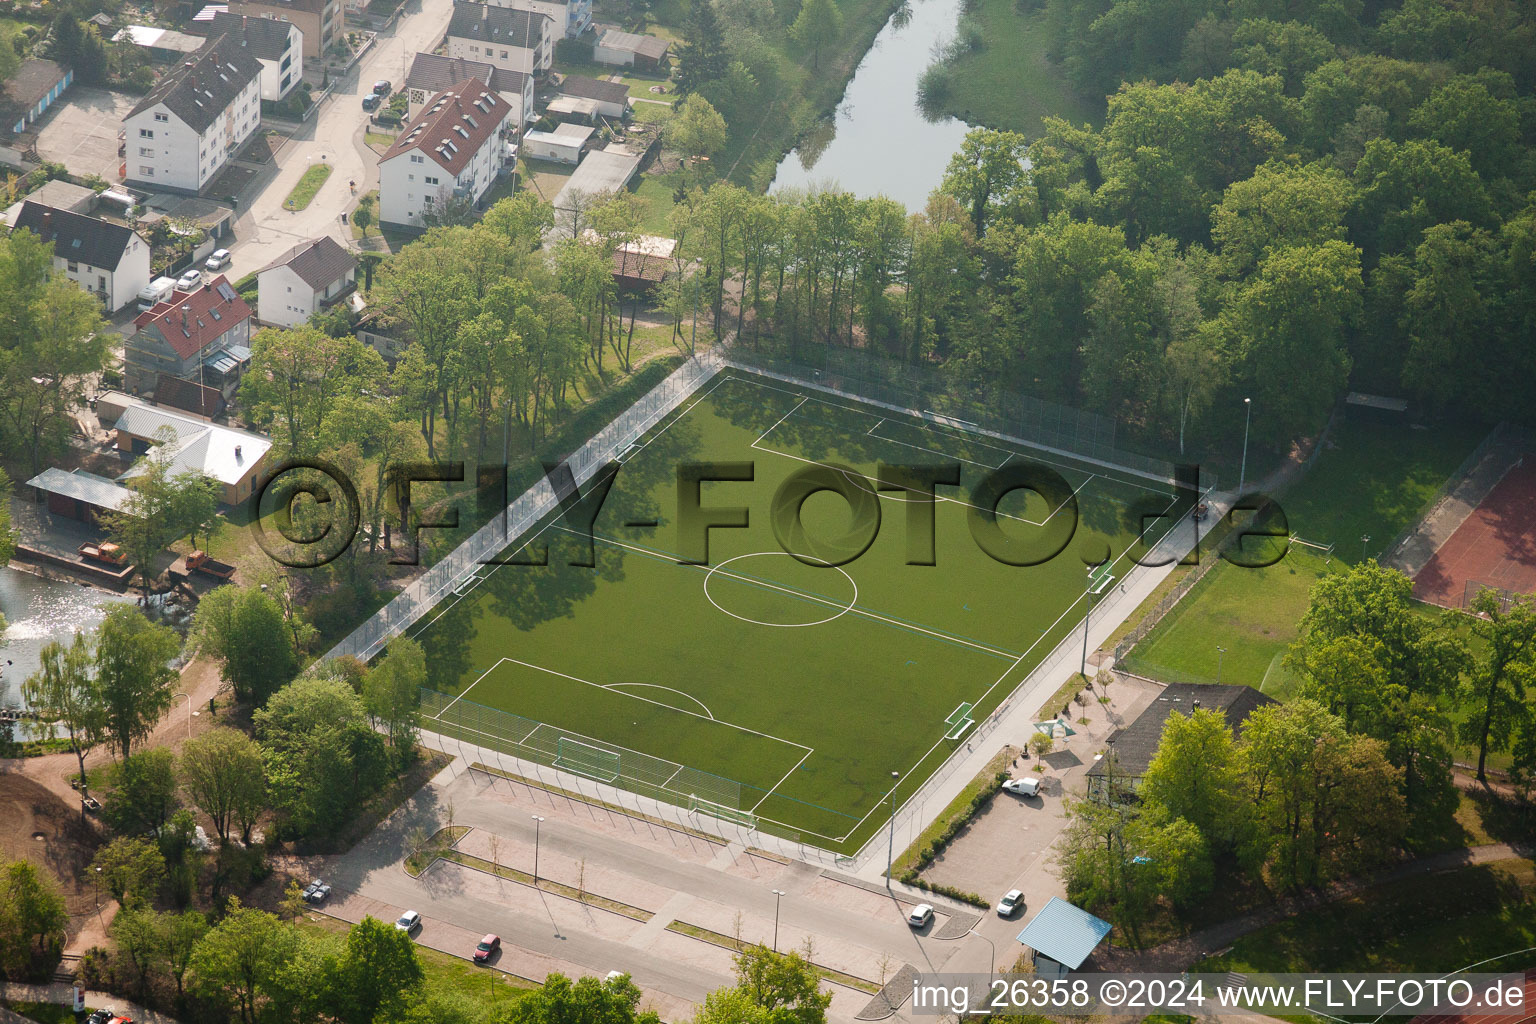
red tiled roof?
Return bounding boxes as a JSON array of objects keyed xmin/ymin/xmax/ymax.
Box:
[
  {"xmin": 382, "ymin": 78, "xmax": 511, "ymax": 177},
  {"xmin": 133, "ymin": 274, "xmax": 252, "ymax": 360}
]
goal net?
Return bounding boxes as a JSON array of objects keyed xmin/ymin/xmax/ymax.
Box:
[
  {"xmin": 690, "ymin": 794, "xmax": 758, "ymax": 829},
  {"xmin": 554, "ymin": 736, "xmax": 621, "ymax": 782}
]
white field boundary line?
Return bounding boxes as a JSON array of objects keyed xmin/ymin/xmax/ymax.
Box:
[
  {"xmin": 747, "ymin": 745, "xmax": 816, "ymax": 815},
  {"xmin": 571, "ymin": 528, "xmax": 1021, "ymax": 661},
  {"xmin": 729, "ymin": 362, "xmax": 1188, "ymax": 491},
  {"xmin": 829, "ymin": 483, "xmax": 1187, "ymax": 847}
]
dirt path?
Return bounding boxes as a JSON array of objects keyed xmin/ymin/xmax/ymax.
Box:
[{"xmin": 1095, "ymin": 842, "xmax": 1533, "ymax": 971}]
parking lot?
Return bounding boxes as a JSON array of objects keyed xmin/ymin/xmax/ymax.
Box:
[{"xmin": 35, "ymin": 87, "xmax": 140, "ymax": 182}]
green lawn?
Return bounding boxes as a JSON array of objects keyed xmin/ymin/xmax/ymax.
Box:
[
  {"xmin": 632, "ymin": 170, "xmax": 678, "ymax": 233},
  {"xmin": 411, "ymin": 372, "xmax": 1194, "ymax": 852},
  {"xmin": 928, "ymin": 2, "xmax": 1101, "ymax": 132},
  {"xmin": 557, "ymin": 60, "xmax": 676, "ymax": 101},
  {"xmin": 283, "ymin": 163, "xmax": 333, "ymax": 211},
  {"xmin": 1203, "ymin": 857, "xmax": 1536, "ymax": 975},
  {"xmin": 1122, "ymin": 408, "xmax": 1492, "ymax": 691}
]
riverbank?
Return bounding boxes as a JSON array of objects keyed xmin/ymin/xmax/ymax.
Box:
[{"xmin": 921, "ymin": 0, "xmax": 1100, "ymax": 133}]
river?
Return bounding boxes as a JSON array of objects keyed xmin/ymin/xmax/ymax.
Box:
[
  {"xmin": 770, "ymin": 0, "xmax": 971, "ymax": 211},
  {"xmin": 0, "ymin": 566, "xmax": 130, "ymax": 709}
]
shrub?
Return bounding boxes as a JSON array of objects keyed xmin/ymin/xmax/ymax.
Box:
[{"xmin": 916, "ymin": 62, "xmax": 953, "ymax": 118}]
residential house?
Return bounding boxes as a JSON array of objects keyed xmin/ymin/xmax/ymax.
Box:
[
  {"xmin": 483, "ymin": 0, "xmax": 589, "ymax": 38},
  {"xmin": 445, "ymin": 3, "xmax": 553, "ymax": 77},
  {"xmin": 1083, "ymin": 682, "xmax": 1277, "ymax": 802},
  {"xmin": 404, "ymin": 52, "xmax": 533, "ymax": 130},
  {"xmin": 521, "ymin": 121, "xmax": 591, "ymax": 163},
  {"xmin": 602, "ymin": 233, "xmax": 674, "ymax": 292},
  {"xmin": 378, "ymin": 78, "xmax": 517, "ymax": 227},
  {"xmin": 1, "ymin": 60, "xmax": 73, "ymax": 135},
  {"xmin": 113, "ymin": 401, "xmax": 272, "ymax": 505},
  {"xmin": 125, "ymin": 275, "xmax": 254, "ymax": 398},
  {"xmin": 555, "ymin": 74, "xmax": 629, "ymax": 119},
  {"xmin": 122, "ymin": 38, "xmax": 263, "ymax": 194},
  {"xmin": 226, "ymin": 0, "xmax": 339, "ymax": 59},
  {"xmin": 188, "ymin": 13, "xmax": 304, "ymax": 101},
  {"xmin": 592, "ymin": 29, "xmax": 669, "ymax": 70},
  {"xmin": 255, "ymin": 236, "xmax": 357, "ymax": 327},
  {"xmin": 13, "ymin": 202, "xmax": 153, "ymax": 312}
]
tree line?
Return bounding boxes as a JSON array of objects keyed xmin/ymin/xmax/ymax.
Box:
[{"xmin": 1061, "ymin": 561, "xmax": 1536, "ymax": 943}]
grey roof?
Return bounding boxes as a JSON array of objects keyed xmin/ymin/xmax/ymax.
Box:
[
  {"xmin": 14, "ymin": 202, "xmax": 142, "ymax": 271},
  {"xmin": 256, "ymin": 236, "xmax": 356, "ymax": 289},
  {"xmin": 1016, "ymin": 898, "xmax": 1111, "ymax": 969},
  {"xmin": 1085, "ymin": 683, "xmax": 1277, "ymax": 780},
  {"xmin": 114, "ymin": 405, "xmax": 271, "ymax": 486},
  {"xmin": 127, "ymin": 35, "xmax": 262, "ymax": 133},
  {"xmin": 26, "ymin": 467, "xmax": 140, "ymax": 514},
  {"xmin": 596, "ymin": 29, "xmax": 668, "ymax": 60},
  {"xmin": 406, "ymin": 52, "xmax": 509, "ymax": 94},
  {"xmin": 447, "ymin": 2, "xmax": 549, "ymax": 50},
  {"xmin": 558, "ymin": 74, "xmax": 628, "ymax": 106},
  {"xmin": 190, "ymin": 13, "xmax": 298, "ymax": 61},
  {"xmin": 3, "ymin": 59, "xmax": 69, "ymax": 112},
  {"xmin": 2, "ymin": 180, "xmax": 96, "ymax": 227}
]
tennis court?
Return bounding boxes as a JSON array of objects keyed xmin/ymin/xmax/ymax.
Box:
[
  {"xmin": 408, "ymin": 371, "xmax": 1193, "ymax": 852},
  {"xmin": 1413, "ymin": 458, "xmax": 1536, "ymax": 609}
]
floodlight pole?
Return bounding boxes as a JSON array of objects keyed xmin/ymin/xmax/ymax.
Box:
[
  {"xmin": 531, "ymin": 815, "xmax": 544, "ymax": 883},
  {"xmin": 1238, "ymin": 397, "xmax": 1252, "ymax": 496},
  {"xmin": 1361, "ymin": 534, "xmax": 1371, "ymax": 562},
  {"xmin": 884, "ymin": 771, "xmax": 900, "ymax": 888},
  {"xmin": 771, "ymin": 889, "xmax": 786, "ymax": 951},
  {"xmin": 1216, "ymin": 646, "xmax": 1226, "ymax": 684},
  {"xmin": 1080, "ymin": 568, "xmax": 1095, "ymax": 678}
]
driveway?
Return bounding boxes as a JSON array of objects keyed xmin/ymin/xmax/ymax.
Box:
[{"xmin": 34, "ymin": 88, "xmax": 139, "ymax": 182}]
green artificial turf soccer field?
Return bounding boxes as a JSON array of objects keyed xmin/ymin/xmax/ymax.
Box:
[{"xmin": 408, "ymin": 372, "xmax": 1189, "ymax": 851}]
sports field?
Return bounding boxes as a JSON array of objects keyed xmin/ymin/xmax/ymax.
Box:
[
  {"xmin": 408, "ymin": 372, "xmax": 1190, "ymax": 852},
  {"xmin": 1413, "ymin": 458, "xmax": 1536, "ymax": 609}
]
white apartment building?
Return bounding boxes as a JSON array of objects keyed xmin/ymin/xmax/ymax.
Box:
[
  {"xmin": 122, "ymin": 37, "xmax": 263, "ymax": 194},
  {"xmin": 445, "ymin": 2, "xmax": 553, "ymax": 76},
  {"xmin": 13, "ymin": 202, "xmax": 152, "ymax": 312},
  {"xmin": 191, "ymin": 13, "xmax": 304, "ymax": 101},
  {"xmin": 483, "ymin": 0, "xmax": 589, "ymax": 38},
  {"xmin": 378, "ymin": 78, "xmax": 517, "ymax": 227}
]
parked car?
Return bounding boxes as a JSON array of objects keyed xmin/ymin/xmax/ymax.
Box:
[
  {"xmin": 362, "ymin": 93, "xmax": 381, "ymax": 112},
  {"xmin": 176, "ymin": 268, "xmax": 202, "ymax": 290},
  {"xmin": 907, "ymin": 903, "xmax": 934, "ymax": 928},
  {"xmin": 372, "ymin": 80, "xmax": 391, "ymax": 95},
  {"xmin": 205, "ymin": 248, "xmax": 232, "ymax": 270},
  {"xmin": 86, "ymin": 1012, "xmax": 132, "ymax": 1024},
  {"xmin": 473, "ymin": 934, "xmax": 500, "ymax": 962},
  {"xmin": 1002, "ymin": 777, "xmax": 1041, "ymax": 797},
  {"xmin": 82, "ymin": 796, "xmax": 101, "ymax": 815},
  {"xmin": 996, "ymin": 889, "xmax": 1024, "ymax": 917},
  {"xmin": 302, "ymin": 879, "xmax": 331, "ymax": 904},
  {"xmin": 395, "ymin": 910, "xmax": 421, "ymax": 933}
]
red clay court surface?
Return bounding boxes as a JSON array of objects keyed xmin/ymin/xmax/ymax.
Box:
[
  {"xmin": 1414, "ymin": 459, "xmax": 1536, "ymax": 608},
  {"xmin": 1411, "ymin": 969, "xmax": 1536, "ymax": 1024}
]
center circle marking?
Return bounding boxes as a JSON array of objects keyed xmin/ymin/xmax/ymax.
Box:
[{"xmin": 703, "ymin": 552, "xmax": 858, "ymax": 628}]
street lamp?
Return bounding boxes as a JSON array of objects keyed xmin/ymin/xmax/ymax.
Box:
[
  {"xmin": 1080, "ymin": 566, "xmax": 1097, "ymax": 677},
  {"xmin": 1361, "ymin": 534, "xmax": 1371, "ymax": 562},
  {"xmin": 92, "ymin": 866, "xmax": 101, "ymax": 911},
  {"xmin": 967, "ymin": 922, "xmax": 997, "ymax": 978},
  {"xmin": 1238, "ymin": 397, "xmax": 1252, "ymax": 496},
  {"xmin": 1216, "ymin": 646, "xmax": 1226, "ymax": 685},
  {"xmin": 174, "ymin": 691, "xmax": 192, "ymax": 739},
  {"xmin": 531, "ymin": 815, "xmax": 544, "ymax": 883},
  {"xmin": 771, "ymin": 889, "xmax": 786, "ymax": 951},
  {"xmin": 884, "ymin": 770, "xmax": 901, "ymax": 888}
]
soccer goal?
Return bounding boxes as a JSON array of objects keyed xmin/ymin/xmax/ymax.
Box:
[
  {"xmin": 1087, "ymin": 563, "xmax": 1116, "ymax": 595},
  {"xmin": 553, "ymin": 736, "xmax": 621, "ymax": 782},
  {"xmin": 944, "ymin": 702, "xmax": 975, "ymax": 740},
  {"xmin": 689, "ymin": 794, "xmax": 758, "ymax": 830}
]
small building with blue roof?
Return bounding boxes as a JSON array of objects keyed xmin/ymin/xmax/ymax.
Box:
[{"xmin": 1016, "ymin": 897, "xmax": 1112, "ymax": 978}]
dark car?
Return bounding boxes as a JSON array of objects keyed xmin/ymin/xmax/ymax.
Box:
[
  {"xmin": 372, "ymin": 80, "xmax": 391, "ymax": 95},
  {"xmin": 362, "ymin": 93, "xmax": 381, "ymax": 112},
  {"xmin": 473, "ymin": 934, "xmax": 500, "ymax": 963}
]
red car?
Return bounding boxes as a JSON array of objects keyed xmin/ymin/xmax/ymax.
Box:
[{"xmin": 473, "ymin": 934, "xmax": 500, "ymax": 963}]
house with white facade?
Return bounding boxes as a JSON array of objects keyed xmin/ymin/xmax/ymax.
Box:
[
  {"xmin": 125, "ymin": 276, "xmax": 254, "ymax": 397},
  {"xmin": 404, "ymin": 52, "xmax": 532, "ymax": 130},
  {"xmin": 554, "ymin": 74, "xmax": 629, "ymax": 119},
  {"xmin": 483, "ymin": 0, "xmax": 589, "ymax": 38},
  {"xmin": 445, "ymin": 3, "xmax": 553, "ymax": 77},
  {"xmin": 521, "ymin": 120, "xmax": 592, "ymax": 163},
  {"xmin": 13, "ymin": 202, "xmax": 152, "ymax": 312},
  {"xmin": 226, "ymin": 0, "xmax": 339, "ymax": 60},
  {"xmin": 255, "ymin": 236, "xmax": 357, "ymax": 327},
  {"xmin": 189, "ymin": 13, "xmax": 303, "ymax": 101},
  {"xmin": 378, "ymin": 78, "xmax": 517, "ymax": 227},
  {"xmin": 122, "ymin": 38, "xmax": 263, "ymax": 194}
]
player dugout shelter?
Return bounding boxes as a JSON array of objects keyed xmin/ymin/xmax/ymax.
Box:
[{"xmin": 1017, "ymin": 898, "xmax": 1112, "ymax": 979}]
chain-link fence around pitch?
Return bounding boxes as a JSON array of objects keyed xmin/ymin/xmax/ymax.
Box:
[{"xmin": 419, "ymin": 688, "xmax": 747, "ymax": 812}]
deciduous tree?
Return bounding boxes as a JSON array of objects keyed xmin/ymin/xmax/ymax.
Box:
[
  {"xmin": 94, "ymin": 605, "xmax": 179, "ymax": 760},
  {"xmin": 180, "ymin": 727, "xmax": 267, "ymax": 845}
]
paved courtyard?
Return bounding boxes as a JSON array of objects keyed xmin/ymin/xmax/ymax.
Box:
[{"xmin": 35, "ymin": 88, "xmax": 139, "ymax": 182}]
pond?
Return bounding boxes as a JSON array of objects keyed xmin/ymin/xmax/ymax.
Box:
[
  {"xmin": 0, "ymin": 566, "xmax": 130, "ymax": 709},
  {"xmin": 770, "ymin": 0, "xmax": 972, "ymax": 211}
]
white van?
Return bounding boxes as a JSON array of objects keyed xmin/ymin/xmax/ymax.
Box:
[{"xmin": 137, "ymin": 277, "xmax": 176, "ymax": 312}]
